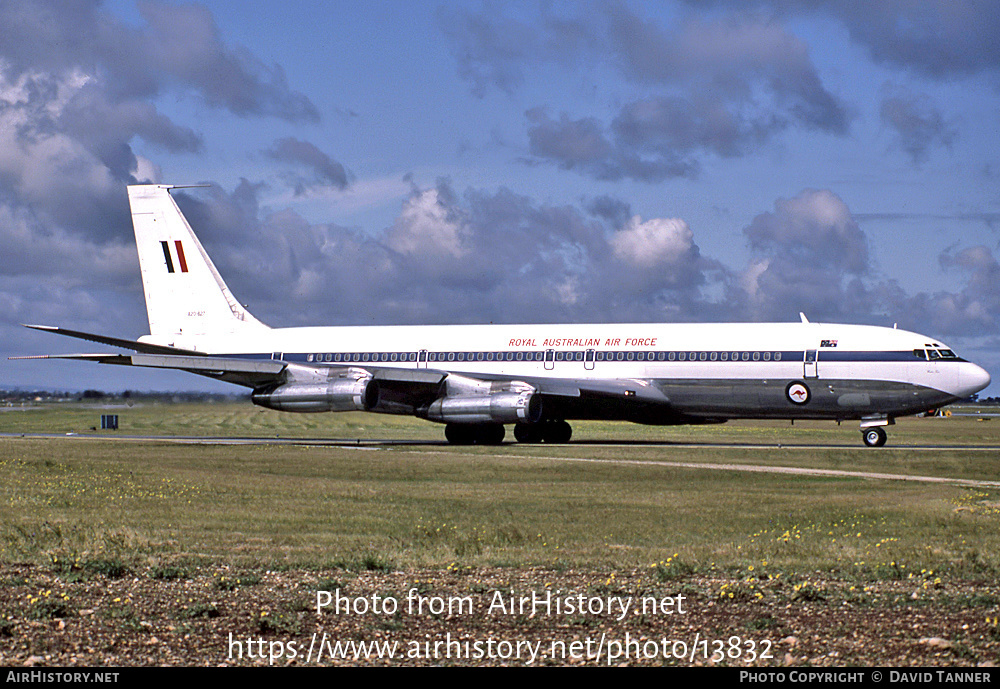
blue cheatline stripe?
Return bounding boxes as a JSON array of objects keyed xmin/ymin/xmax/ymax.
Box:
[{"xmin": 218, "ymin": 350, "xmax": 955, "ymax": 365}]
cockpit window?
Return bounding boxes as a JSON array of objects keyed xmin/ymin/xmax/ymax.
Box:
[{"xmin": 914, "ymin": 347, "xmax": 959, "ymax": 360}]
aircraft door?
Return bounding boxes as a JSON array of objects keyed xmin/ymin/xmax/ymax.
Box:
[
  {"xmin": 418, "ymin": 349, "xmax": 427, "ymax": 369},
  {"xmin": 585, "ymin": 349, "xmax": 595, "ymax": 370},
  {"xmin": 544, "ymin": 349, "xmax": 555, "ymax": 370},
  {"xmin": 803, "ymin": 349, "xmax": 818, "ymax": 378}
]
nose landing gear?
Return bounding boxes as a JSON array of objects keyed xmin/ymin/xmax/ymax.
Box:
[{"xmin": 862, "ymin": 426, "xmax": 887, "ymax": 447}]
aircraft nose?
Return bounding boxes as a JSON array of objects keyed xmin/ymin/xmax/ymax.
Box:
[{"xmin": 959, "ymin": 363, "xmax": 991, "ymax": 398}]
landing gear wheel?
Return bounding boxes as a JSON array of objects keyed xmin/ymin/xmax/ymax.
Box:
[
  {"xmin": 479, "ymin": 423, "xmax": 505, "ymax": 445},
  {"xmin": 862, "ymin": 427, "xmax": 887, "ymax": 447},
  {"xmin": 514, "ymin": 423, "xmax": 543, "ymax": 443},
  {"xmin": 445, "ymin": 423, "xmax": 473, "ymax": 445},
  {"xmin": 541, "ymin": 420, "xmax": 572, "ymax": 444},
  {"xmin": 445, "ymin": 423, "xmax": 505, "ymax": 445}
]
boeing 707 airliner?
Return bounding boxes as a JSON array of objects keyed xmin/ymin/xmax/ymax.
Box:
[{"xmin": 20, "ymin": 185, "xmax": 991, "ymax": 447}]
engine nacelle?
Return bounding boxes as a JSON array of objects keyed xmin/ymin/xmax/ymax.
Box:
[
  {"xmin": 252, "ymin": 377, "xmax": 376, "ymax": 413},
  {"xmin": 425, "ymin": 391, "xmax": 542, "ymax": 425}
]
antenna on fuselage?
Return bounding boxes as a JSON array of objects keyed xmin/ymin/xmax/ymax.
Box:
[{"xmin": 799, "ymin": 312, "xmax": 810, "ymax": 323}]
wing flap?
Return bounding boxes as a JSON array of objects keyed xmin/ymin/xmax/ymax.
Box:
[
  {"xmin": 368, "ymin": 367, "xmax": 447, "ymax": 414},
  {"xmin": 128, "ymin": 354, "xmax": 286, "ymax": 388},
  {"xmin": 373, "ymin": 368, "xmax": 447, "ymax": 386}
]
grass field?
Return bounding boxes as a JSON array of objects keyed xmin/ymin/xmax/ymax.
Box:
[
  {"xmin": 2, "ymin": 401, "xmax": 999, "ymax": 578},
  {"xmin": 3, "ymin": 402, "xmax": 1000, "ymax": 666}
]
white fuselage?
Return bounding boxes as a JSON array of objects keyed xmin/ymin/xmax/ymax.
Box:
[{"xmin": 144, "ymin": 320, "xmax": 990, "ymax": 423}]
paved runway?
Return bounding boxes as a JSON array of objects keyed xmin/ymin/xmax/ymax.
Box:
[{"xmin": 6, "ymin": 430, "xmax": 1000, "ymax": 450}]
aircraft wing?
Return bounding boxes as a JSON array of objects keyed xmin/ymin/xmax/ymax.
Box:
[
  {"xmin": 530, "ymin": 376, "xmax": 671, "ymax": 404},
  {"xmin": 19, "ymin": 323, "xmax": 673, "ymax": 419}
]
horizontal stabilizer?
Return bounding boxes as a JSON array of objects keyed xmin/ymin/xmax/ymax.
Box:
[
  {"xmin": 23, "ymin": 325, "xmax": 204, "ymax": 356},
  {"xmin": 14, "ymin": 351, "xmax": 287, "ymax": 389},
  {"xmin": 9, "ymin": 353, "xmax": 132, "ymax": 364}
]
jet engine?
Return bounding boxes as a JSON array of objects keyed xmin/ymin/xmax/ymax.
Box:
[
  {"xmin": 252, "ymin": 377, "xmax": 377, "ymax": 412},
  {"xmin": 425, "ymin": 390, "xmax": 542, "ymax": 425}
]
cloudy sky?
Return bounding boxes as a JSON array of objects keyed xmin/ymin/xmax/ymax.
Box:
[{"xmin": 3, "ymin": 0, "xmax": 999, "ymax": 395}]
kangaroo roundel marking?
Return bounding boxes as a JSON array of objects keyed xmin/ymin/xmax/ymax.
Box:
[{"xmin": 785, "ymin": 381, "xmax": 811, "ymax": 405}]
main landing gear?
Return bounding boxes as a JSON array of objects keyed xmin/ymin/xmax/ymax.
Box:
[
  {"xmin": 444, "ymin": 422, "xmax": 505, "ymax": 445},
  {"xmin": 443, "ymin": 420, "xmax": 573, "ymax": 445},
  {"xmin": 513, "ymin": 420, "xmax": 571, "ymax": 444}
]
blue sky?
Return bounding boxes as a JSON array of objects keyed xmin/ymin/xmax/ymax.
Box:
[{"xmin": 2, "ymin": 0, "xmax": 999, "ymax": 395}]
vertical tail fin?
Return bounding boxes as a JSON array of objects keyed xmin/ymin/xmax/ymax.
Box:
[{"xmin": 127, "ymin": 185, "xmax": 269, "ymax": 342}]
